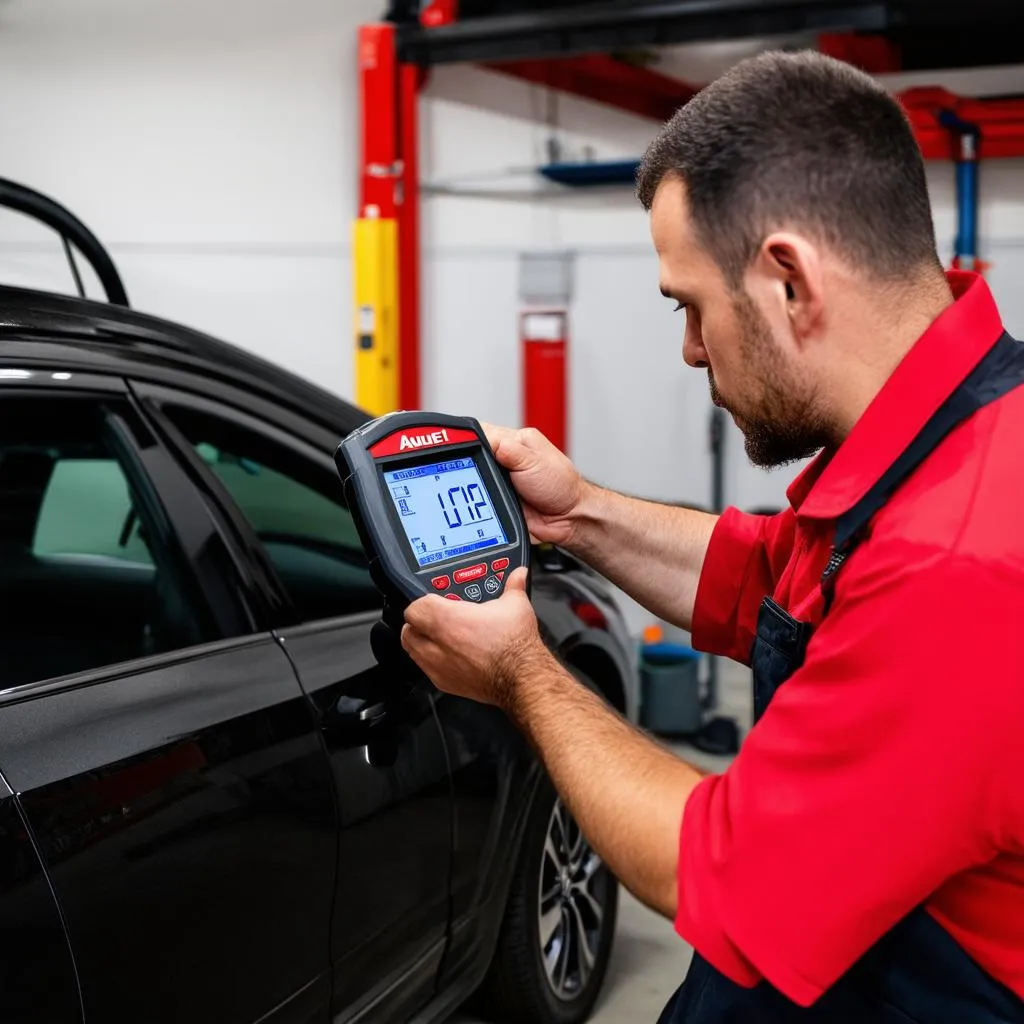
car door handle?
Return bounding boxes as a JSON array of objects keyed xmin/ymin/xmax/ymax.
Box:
[
  {"xmin": 323, "ymin": 695, "xmax": 389, "ymax": 746},
  {"xmin": 335, "ymin": 696, "xmax": 387, "ymax": 727}
]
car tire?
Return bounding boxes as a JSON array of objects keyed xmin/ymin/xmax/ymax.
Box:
[{"xmin": 470, "ymin": 758, "xmax": 619, "ymax": 1023}]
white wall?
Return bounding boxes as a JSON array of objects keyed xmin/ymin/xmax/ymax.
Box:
[
  {"xmin": 0, "ymin": 0, "xmax": 375, "ymax": 394},
  {"xmin": 2, "ymin": 4, "xmax": 1024, "ymax": 529}
]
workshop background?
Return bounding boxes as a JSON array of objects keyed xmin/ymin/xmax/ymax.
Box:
[
  {"xmin": 2, "ymin": 2, "xmax": 1023, "ymax": 1019},
  {"xmin": 5, "ymin": 3, "xmax": 1024, "ymax": 631}
]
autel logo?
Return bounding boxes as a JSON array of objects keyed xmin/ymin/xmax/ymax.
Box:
[{"xmin": 399, "ymin": 429, "xmax": 450, "ymax": 451}]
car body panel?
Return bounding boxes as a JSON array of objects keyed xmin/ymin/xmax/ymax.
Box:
[
  {"xmin": 0, "ymin": 770, "xmax": 82, "ymax": 1024},
  {"xmin": 274, "ymin": 617, "xmax": 453, "ymax": 1024},
  {"xmin": 0, "ymin": 637, "xmax": 337, "ymax": 1024},
  {"xmin": 431, "ymin": 690, "xmax": 541, "ymax": 995}
]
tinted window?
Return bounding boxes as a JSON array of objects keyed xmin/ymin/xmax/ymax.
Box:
[
  {"xmin": 1, "ymin": 396, "xmax": 212, "ymax": 687},
  {"xmin": 166, "ymin": 407, "xmax": 382, "ymax": 621},
  {"xmin": 34, "ymin": 458, "xmax": 153, "ymax": 564}
]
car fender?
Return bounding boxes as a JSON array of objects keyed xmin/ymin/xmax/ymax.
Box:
[{"xmin": 556, "ymin": 628, "xmax": 638, "ymax": 723}]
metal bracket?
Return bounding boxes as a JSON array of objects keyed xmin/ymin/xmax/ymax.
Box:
[{"xmin": 366, "ymin": 160, "xmax": 406, "ymax": 179}]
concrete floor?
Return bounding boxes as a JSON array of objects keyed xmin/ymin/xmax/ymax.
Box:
[{"xmin": 454, "ymin": 659, "xmax": 751, "ymax": 1024}]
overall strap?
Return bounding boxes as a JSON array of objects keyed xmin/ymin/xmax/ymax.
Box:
[{"xmin": 821, "ymin": 331, "xmax": 1024, "ymax": 609}]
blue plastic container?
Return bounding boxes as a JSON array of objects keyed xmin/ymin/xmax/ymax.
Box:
[{"xmin": 639, "ymin": 642, "xmax": 703, "ymax": 736}]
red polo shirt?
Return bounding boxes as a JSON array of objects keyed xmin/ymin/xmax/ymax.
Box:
[{"xmin": 678, "ymin": 271, "xmax": 1024, "ymax": 1007}]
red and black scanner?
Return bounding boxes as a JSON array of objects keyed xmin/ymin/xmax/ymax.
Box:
[{"xmin": 335, "ymin": 412, "xmax": 531, "ymax": 657}]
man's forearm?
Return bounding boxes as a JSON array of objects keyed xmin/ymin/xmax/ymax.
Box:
[
  {"xmin": 566, "ymin": 483, "xmax": 718, "ymax": 632},
  {"xmin": 505, "ymin": 645, "xmax": 705, "ymax": 919}
]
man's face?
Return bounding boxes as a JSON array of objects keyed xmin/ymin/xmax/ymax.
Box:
[{"xmin": 650, "ymin": 178, "xmax": 828, "ymax": 468}]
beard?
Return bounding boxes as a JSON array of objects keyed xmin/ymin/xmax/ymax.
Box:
[{"xmin": 710, "ymin": 293, "xmax": 831, "ymax": 470}]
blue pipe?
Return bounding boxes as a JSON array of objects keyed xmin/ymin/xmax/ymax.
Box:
[
  {"xmin": 957, "ymin": 154, "xmax": 978, "ymax": 268},
  {"xmin": 938, "ymin": 110, "xmax": 981, "ymax": 271}
]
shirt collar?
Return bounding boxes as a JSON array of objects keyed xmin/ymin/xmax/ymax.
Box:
[{"xmin": 787, "ymin": 270, "xmax": 1005, "ymax": 521}]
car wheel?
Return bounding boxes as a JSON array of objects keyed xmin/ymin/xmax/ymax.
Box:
[{"xmin": 471, "ymin": 770, "xmax": 619, "ymax": 1023}]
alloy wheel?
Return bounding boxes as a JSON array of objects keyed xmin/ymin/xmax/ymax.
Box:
[{"xmin": 537, "ymin": 797, "xmax": 608, "ymax": 1001}]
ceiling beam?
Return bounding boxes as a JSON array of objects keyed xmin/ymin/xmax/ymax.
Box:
[
  {"xmin": 397, "ymin": 0, "xmax": 890, "ymax": 65},
  {"xmin": 485, "ymin": 54, "xmax": 699, "ymax": 122}
]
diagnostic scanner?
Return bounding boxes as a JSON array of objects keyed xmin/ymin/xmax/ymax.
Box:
[{"xmin": 335, "ymin": 412, "xmax": 531, "ymax": 651}]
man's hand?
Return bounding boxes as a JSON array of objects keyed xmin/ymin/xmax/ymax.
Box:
[
  {"xmin": 482, "ymin": 423, "xmax": 718, "ymax": 632},
  {"xmin": 401, "ymin": 568, "xmax": 547, "ymax": 708},
  {"xmin": 483, "ymin": 424, "xmax": 585, "ymax": 548},
  {"xmin": 403, "ymin": 564, "xmax": 701, "ymax": 922}
]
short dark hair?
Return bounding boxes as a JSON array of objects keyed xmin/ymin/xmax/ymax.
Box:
[{"xmin": 636, "ymin": 50, "xmax": 942, "ymax": 285}]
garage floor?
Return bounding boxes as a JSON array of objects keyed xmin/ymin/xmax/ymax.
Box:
[{"xmin": 454, "ymin": 658, "xmax": 751, "ymax": 1024}]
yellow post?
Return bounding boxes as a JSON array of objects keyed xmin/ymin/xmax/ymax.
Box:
[{"xmin": 353, "ymin": 216, "xmax": 400, "ymax": 416}]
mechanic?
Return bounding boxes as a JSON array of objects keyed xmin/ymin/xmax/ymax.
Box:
[{"xmin": 400, "ymin": 51, "xmax": 1024, "ymax": 1024}]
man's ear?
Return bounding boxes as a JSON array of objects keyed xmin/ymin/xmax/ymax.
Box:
[{"xmin": 754, "ymin": 232, "xmax": 825, "ymax": 344}]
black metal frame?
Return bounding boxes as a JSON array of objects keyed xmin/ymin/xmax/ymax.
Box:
[
  {"xmin": 396, "ymin": 0, "xmax": 882, "ymax": 64},
  {"xmin": 395, "ymin": 0, "xmax": 1024, "ymax": 67},
  {"xmin": 0, "ymin": 177, "xmax": 129, "ymax": 307}
]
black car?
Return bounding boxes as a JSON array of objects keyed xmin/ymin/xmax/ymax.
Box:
[{"xmin": 0, "ymin": 180, "xmax": 638, "ymax": 1024}]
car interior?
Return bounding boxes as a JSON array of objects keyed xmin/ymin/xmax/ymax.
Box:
[
  {"xmin": 162, "ymin": 404, "xmax": 384, "ymax": 621},
  {"xmin": 0, "ymin": 397, "xmax": 205, "ymax": 688}
]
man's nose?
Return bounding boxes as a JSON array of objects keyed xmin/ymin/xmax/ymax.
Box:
[{"xmin": 683, "ymin": 318, "xmax": 708, "ymax": 369}]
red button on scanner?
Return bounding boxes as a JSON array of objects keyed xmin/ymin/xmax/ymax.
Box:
[
  {"xmin": 431, "ymin": 575, "xmax": 451, "ymax": 591},
  {"xmin": 491, "ymin": 558, "xmax": 510, "ymax": 573},
  {"xmin": 453, "ymin": 563, "xmax": 487, "ymax": 584},
  {"xmin": 496, "ymin": 571, "xmax": 506, "ymax": 582},
  {"xmin": 444, "ymin": 594, "xmax": 463, "ymax": 601}
]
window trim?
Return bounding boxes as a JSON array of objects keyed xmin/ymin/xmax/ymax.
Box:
[
  {"xmin": 129, "ymin": 381, "xmax": 381, "ymax": 631},
  {"xmin": 0, "ymin": 630, "xmax": 287, "ymax": 707}
]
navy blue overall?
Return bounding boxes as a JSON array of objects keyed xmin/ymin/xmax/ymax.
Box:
[{"xmin": 659, "ymin": 332, "xmax": 1024, "ymax": 1024}]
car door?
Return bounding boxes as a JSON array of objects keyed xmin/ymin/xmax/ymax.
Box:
[
  {"xmin": 132, "ymin": 381, "xmax": 453, "ymax": 1024},
  {"xmin": 0, "ymin": 375, "xmax": 337, "ymax": 1024},
  {"xmin": 0, "ymin": 768, "xmax": 82, "ymax": 1024}
]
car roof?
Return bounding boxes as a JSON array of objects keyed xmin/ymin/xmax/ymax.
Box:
[{"xmin": 0, "ymin": 285, "xmax": 368, "ymax": 435}]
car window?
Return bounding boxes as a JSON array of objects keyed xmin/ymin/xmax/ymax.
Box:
[
  {"xmin": 1, "ymin": 395, "xmax": 214, "ymax": 689},
  {"xmin": 165, "ymin": 406, "xmax": 382, "ymax": 622},
  {"xmin": 34, "ymin": 457, "xmax": 153, "ymax": 564}
]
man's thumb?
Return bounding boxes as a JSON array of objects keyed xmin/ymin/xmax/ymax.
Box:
[
  {"xmin": 490, "ymin": 433, "xmax": 535, "ymax": 473},
  {"xmin": 505, "ymin": 566, "xmax": 529, "ymax": 594}
]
